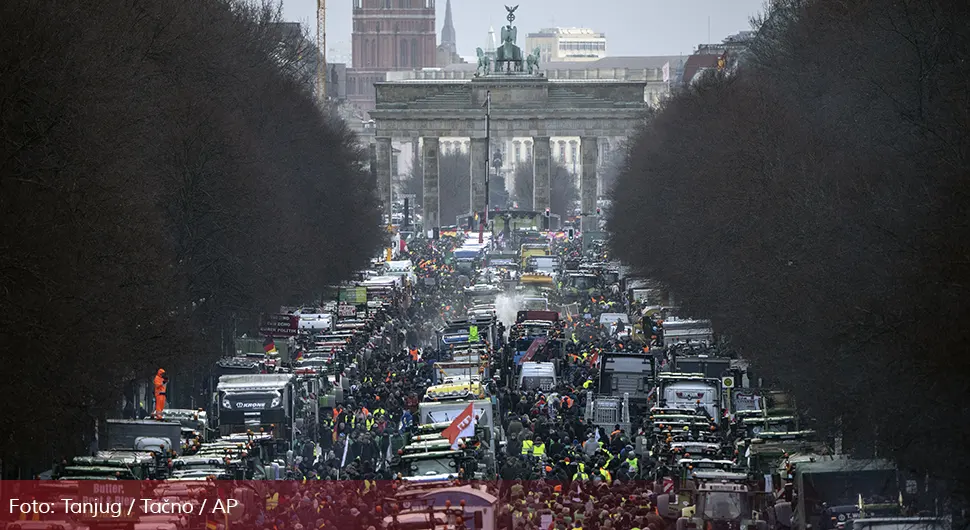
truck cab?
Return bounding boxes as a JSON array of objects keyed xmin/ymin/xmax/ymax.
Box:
[
  {"xmin": 677, "ymin": 481, "xmax": 767, "ymax": 530},
  {"xmin": 600, "ymin": 352, "xmax": 656, "ymax": 402},
  {"xmin": 656, "ymin": 373, "xmax": 723, "ymax": 418}
]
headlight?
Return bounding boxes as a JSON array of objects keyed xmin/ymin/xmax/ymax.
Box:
[
  {"xmin": 271, "ymin": 397, "xmax": 281, "ymax": 407},
  {"xmin": 222, "ymin": 398, "xmax": 231, "ymax": 409}
]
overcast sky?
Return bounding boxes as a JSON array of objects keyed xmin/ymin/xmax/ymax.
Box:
[{"xmin": 282, "ymin": 0, "xmax": 767, "ymax": 61}]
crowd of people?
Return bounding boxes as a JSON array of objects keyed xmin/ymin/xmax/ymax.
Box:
[{"xmin": 239, "ymin": 233, "xmax": 680, "ymax": 530}]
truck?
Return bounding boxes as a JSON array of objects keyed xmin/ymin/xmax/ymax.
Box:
[
  {"xmin": 599, "ymin": 351, "xmax": 656, "ymax": 402},
  {"xmin": 773, "ymin": 457, "xmax": 901, "ymax": 530},
  {"xmin": 392, "ymin": 421, "xmax": 491, "ymax": 481},
  {"xmin": 215, "ymin": 373, "xmax": 296, "ymax": 440},
  {"xmin": 417, "ymin": 399, "xmax": 499, "ymax": 477},
  {"xmin": 663, "ymin": 318, "xmax": 715, "ymax": 347},
  {"xmin": 55, "ymin": 450, "xmax": 160, "ymax": 480},
  {"xmin": 655, "ymin": 373, "xmax": 723, "ymax": 418},
  {"xmin": 671, "ymin": 354, "xmax": 732, "ymax": 379},
  {"xmin": 105, "ymin": 418, "xmax": 184, "ymax": 455},
  {"xmin": 584, "ymin": 392, "xmax": 632, "ymax": 435},
  {"xmin": 519, "ymin": 243, "xmax": 551, "ymax": 269},
  {"xmin": 518, "ymin": 361, "xmax": 557, "ymax": 391},
  {"xmin": 433, "ymin": 361, "xmax": 488, "ymax": 384},
  {"xmin": 676, "ymin": 479, "xmax": 769, "ymax": 530},
  {"xmin": 559, "ymin": 271, "xmax": 601, "ymax": 304}
]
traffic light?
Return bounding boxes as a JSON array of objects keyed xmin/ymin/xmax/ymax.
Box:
[
  {"xmin": 543, "ymin": 208, "xmax": 550, "ymax": 230},
  {"xmin": 433, "ymin": 227, "xmax": 440, "ymax": 240},
  {"xmin": 567, "ymin": 228, "xmax": 575, "ymax": 240},
  {"xmin": 403, "ymin": 197, "xmax": 410, "ymax": 228},
  {"xmin": 595, "ymin": 207, "xmax": 602, "ymax": 215},
  {"xmin": 544, "ymin": 208, "xmax": 550, "ymax": 217}
]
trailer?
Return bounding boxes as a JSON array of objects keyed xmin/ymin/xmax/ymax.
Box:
[{"xmin": 104, "ymin": 419, "xmax": 184, "ymax": 455}]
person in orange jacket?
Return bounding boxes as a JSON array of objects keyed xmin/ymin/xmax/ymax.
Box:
[{"xmin": 153, "ymin": 368, "xmax": 168, "ymax": 419}]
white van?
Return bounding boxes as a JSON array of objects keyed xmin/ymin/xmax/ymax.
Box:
[{"xmin": 518, "ymin": 362, "xmax": 557, "ymax": 391}]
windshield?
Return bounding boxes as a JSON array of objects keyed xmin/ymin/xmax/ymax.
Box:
[
  {"xmin": 521, "ymin": 376, "xmax": 554, "ymax": 390},
  {"xmin": 702, "ymin": 491, "xmax": 746, "ymax": 520},
  {"xmin": 570, "ymin": 276, "xmax": 597, "ymax": 289},
  {"xmin": 523, "ymin": 299, "xmax": 548, "ymax": 310},
  {"xmin": 409, "ymin": 457, "xmax": 455, "ymax": 476},
  {"xmin": 600, "ymin": 314, "xmax": 630, "ymax": 324}
]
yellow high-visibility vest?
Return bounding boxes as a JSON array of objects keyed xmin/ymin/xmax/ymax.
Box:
[
  {"xmin": 266, "ymin": 492, "xmax": 279, "ymax": 510},
  {"xmin": 521, "ymin": 439, "xmax": 534, "ymax": 455},
  {"xmin": 533, "ymin": 442, "xmax": 546, "ymax": 456}
]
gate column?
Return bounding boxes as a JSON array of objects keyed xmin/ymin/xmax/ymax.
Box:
[
  {"xmin": 580, "ymin": 137, "xmax": 599, "ymax": 232},
  {"xmin": 376, "ymin": 137, "xmax": 393, "ymax": 223},
  {"xmin": 533, "ymin": 137, "xmax": 551, "ymax": 213},
  {"xmin": 422, "ymin": 137, "xmax": 441, "ymax": 231}
]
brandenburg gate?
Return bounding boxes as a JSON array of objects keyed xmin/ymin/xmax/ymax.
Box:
[{"xmin": 368, "ymin": 6, "xmax": 648, "ymax": 232}]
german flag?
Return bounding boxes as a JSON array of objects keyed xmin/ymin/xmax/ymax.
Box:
[
  {"xmin": 263, "ymin": 336, "xmax": 277, "ymax": 353},
  {"xmin": 206, "ymin": 520, "xmax": 218, "ymax": 530}
]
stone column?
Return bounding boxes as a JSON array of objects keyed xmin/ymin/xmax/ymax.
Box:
[
  {"xmin": 422, "ymin": 137, "xmax": 440, "ymax": 231},
  {"xmin": 581, "ymin": 137, "xmax": 599, "ymax": 232},
  {"xmin": 376, "ymin": 137, "xmax": 393, "ymax": 223},
  {"xmin": 533, "ymin": 137, "xmax": 551, "ymax": 213},
  {"xmin": 470, "ymin": 137, "xmax": 488, "ymax": 216}
]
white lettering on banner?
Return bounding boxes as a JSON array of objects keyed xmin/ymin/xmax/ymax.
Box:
[{"xmin": 92, "ymin": 484, "xmax": 125, "ymax": 494}]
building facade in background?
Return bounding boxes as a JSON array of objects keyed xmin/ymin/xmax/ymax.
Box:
[
  {"xmin": 681, "ymin": 31, "xmax": 757, "ymax": 86},
  {"xmin": 347, "ymin": 0, "xmax": 438, "ymax": 112},
  {"xmin": 525, "ymin": 27, "xmax": 607, "ymax": 63}
]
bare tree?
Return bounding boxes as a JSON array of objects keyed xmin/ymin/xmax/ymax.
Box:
[
  {"xmin": 0, "ymin": 0, "xmax": 383, "ymax": 476},
  {"xmin": 608, "ymin": 0, "xmax": 970, "ymax": 497}
]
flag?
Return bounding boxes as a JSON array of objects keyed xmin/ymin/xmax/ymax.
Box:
[
  {"xmin": 469, "ymin": 325, "xmax": 480, "ymax": 343},
  {"xmin": 206, "ymin": 521, "xmax": 218, "ymax": 530},
  {"xmin": 441, "ymin": 402, "xmax": 476, "ymax": 449},
  {"xmin": 340, "ymin": 434, "xmax": 351, "ymax": 467},
  {"xmin": 263, "ymin": 336, "xmax": 277, "ymax": 353},
  {"xmin": 662, "ymin": 61, "xmax": 670, "ymax": 82}
]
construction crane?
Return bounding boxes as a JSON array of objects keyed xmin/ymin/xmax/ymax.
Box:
[{"xmin": 316, "ymin": 0, "xmax": 327, "ymax": 103}]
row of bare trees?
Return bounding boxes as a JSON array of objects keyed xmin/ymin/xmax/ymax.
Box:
[
  {"xmin": 0, "ymin": 0, "xmax": 383, "ymax": 475},
  {"xmin": 609, "ymin": 0, "xmax": 970, "ymax": 495}
]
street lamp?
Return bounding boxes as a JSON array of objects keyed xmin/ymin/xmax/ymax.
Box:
[{"xmin": 483, "ymin": 90, "xmax": 492, "ymax": 225}]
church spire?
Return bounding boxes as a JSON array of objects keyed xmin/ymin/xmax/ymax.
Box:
[{"xmin": 441, "ymin": 0, "xmax": 456, "ymax": 49}]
